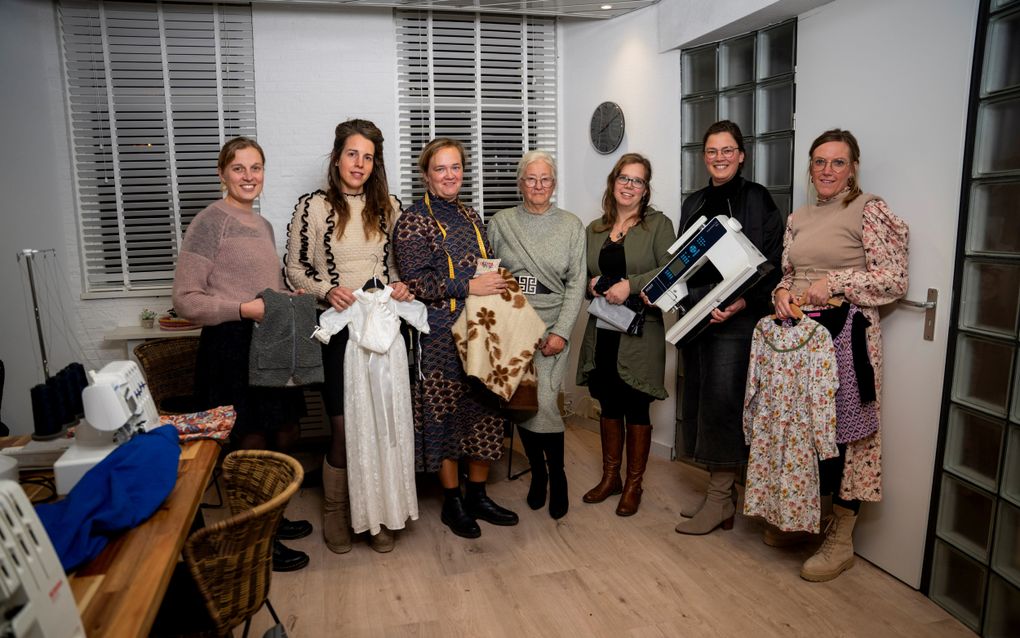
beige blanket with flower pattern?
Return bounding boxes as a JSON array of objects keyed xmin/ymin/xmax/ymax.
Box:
[{"xmin": 452, "ymin": 268, "xmax": 545, "ymax": 401}]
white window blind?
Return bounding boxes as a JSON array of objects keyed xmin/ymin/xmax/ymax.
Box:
[
  {"xmin": 59, "ymin": 0, "xmax": 256, "ymax": 296},
  {"xmin": 396, "ymin": 10, "xmax": 557, "ymax": 218}
]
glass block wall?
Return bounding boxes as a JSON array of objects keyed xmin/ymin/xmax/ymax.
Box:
[
  {"xmin": 926, "ymin": 1, "xmax": 1020, "ymax": 635},
  {"xmin": 679, "ymin": 20, "xmax": 796, "ymax": 219}
]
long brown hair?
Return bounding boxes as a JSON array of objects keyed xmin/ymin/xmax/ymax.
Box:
[
  {"xmin": 326, "ymin": 119, "xmax": 392, "ymax": 239},
  {"xmin": 808, "ymin": 128, "xmax": 862, "ymax": 207},
  {"xmin": 596, "ymin": 153, "xmax": 653, "ymax": 232}
]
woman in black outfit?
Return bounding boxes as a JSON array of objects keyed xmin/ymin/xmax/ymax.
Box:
[{"xmin": 673, "ymin": 120, "xmax": 783, "ymax": 535}]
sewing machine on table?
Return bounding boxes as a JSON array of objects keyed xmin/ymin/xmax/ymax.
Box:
[
  {"xmin": 642, "ymin": 215, "xmax": 772, "ymax": 345},
  {"xmin": 53, "ymin": 361, "xmax": 160, "ymax": 495}
]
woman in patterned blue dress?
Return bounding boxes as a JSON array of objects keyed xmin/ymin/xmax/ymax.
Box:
[{"xmin": 393, "ymin": 138, "xmax": 519, "ymax": 539}]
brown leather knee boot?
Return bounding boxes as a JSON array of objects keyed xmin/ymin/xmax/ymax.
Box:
[
  {"xmin": 583, "ymin": 418, "xmax": 624, "ymax": 503},
  {"xmin": 616, "ymin": 424, "xmax": 652, "ymax": 516}
]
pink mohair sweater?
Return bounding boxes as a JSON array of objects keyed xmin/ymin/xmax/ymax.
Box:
[{"xmin": 172, "ymin": 199, "xmax": 285, "ymax": 326}]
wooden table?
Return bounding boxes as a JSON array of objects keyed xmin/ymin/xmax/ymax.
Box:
[{"xmin": 4, "ymin": 437, "xmax": 220, "ymax": 638}]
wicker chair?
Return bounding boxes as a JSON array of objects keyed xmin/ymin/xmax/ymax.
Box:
[
  {"xmin": 183, "ymin": 450, "xmax": 304, "ymax": 637},
  {"xmin": 134, "ymin": 337, "xmax": 201, "ymax": 415}
]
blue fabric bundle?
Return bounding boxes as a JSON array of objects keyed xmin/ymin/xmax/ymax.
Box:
[{"xmin": 37, "ymin": 424, "xmax": 181, "ymax": 571}]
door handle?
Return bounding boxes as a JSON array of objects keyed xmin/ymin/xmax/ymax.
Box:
[{"xmin": 898, "ymin": 288, "xmax": 937, "ymax": 341}]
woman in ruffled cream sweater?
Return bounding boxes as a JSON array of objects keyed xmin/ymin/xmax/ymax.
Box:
[{"xmin": 285, "ymin": 119, "xmax": 412, "ymax": 554}]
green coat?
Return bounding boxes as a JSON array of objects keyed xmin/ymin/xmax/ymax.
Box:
[{"xmin": 575, "ymin": 207, "xmax": 676, "ymax": 400}]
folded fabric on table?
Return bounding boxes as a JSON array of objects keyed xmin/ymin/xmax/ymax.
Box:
[
  {"xmin": 161, "ymin": 405, "xmax": 236, "ymax": 442},
  {"xmin": 36, "ymin": 424, "xmax": 181, "ymax": 571}
]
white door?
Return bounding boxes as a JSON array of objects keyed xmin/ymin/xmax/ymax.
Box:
[{"xmin": 795, "ymin": 0, "xmax": 980, "ymax": 587}]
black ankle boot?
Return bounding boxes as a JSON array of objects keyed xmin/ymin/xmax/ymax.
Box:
[
  {"xmin": 272, "ymin": 539, "xmax": 309, "ymax": 572},
  {"xmin": 277, "ymin": 517, "xmax": 313, "ymax": 540},
  {"xmin": 441, "ymin": 491, "xmax": 481, "ymax": 539},
  {"xmin": 465, "ymin": 481, "xmax": 519, "ymax": 526}
]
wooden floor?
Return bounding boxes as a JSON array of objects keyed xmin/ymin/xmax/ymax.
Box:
[{"xmin": 230, "ymin": 420, "xmax": 972, "ymax": 637}]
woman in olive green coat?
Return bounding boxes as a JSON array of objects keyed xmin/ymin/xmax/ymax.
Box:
[{"xmin": 576, "ymin": 153, "xmax": 676, "ymax": 516}]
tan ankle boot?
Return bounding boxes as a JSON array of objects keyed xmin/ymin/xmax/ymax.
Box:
[
  {"xmin": 674, "ymin": 471, "xmax": 736, "ymax": 534},
  {"xmin": 322, "ymin": 458, "xmax": 352, "ymax": 554},
  {"xmin": 370, "ymin": 526, "xmax": 394, "ymax": 553},
  {"xmin": 583, "ymin": 418, "xmax": 624, "ymax": 503},
  {"xmin": 616, "ymin": 424, "xmax": 652, "ymax": 516},
  {"xmin": 680, "ymin": 484, "xmax": 738, "ymax": 518},
  {"xmin": 800, "ymin": 504, "xmax": 857, "ymax": 581}
]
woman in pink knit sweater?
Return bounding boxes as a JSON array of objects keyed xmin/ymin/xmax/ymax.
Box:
[{"xmin": 172, "ymin": 137, "xmax": 311, "ymax": 572}]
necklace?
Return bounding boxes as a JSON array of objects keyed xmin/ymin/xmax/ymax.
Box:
[{"xmin": 612, "ymin": 215, "xmax": 638, "ymax": 241}]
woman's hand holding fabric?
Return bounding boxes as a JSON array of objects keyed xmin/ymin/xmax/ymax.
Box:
[
  {"xmin": 468, "ymin": 271, "xmax": 507, "ymax": 296},
  {"xmin": 799, "ymin": 276, "xmax": 830, "ymax": 307},
  {"xmin": 239, "ymin": 298, "xmax": 265, "ymax": 322},
  {"xmin": 773, "ymin": 288, "xmax": 796, "ymax": 320},
  {"xmin": 390, "ymin": 281, "xmax": 414, "ymax": 302},
  {"xmin": 604, "ymin": 279, "xmax": 630, "ymax": 305},
  {"xmin": 327, "ymin": 285, "xmax": 357, "ymax": 311}
]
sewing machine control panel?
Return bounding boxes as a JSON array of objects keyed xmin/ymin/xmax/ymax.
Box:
[{"xmin": 643, "ymin": 217, "xmax": 729, "ymax": 303}]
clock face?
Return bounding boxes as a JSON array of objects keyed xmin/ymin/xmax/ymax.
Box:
[{"xmin": 590, "ymin": 101, "xmax": 625, "ymax": 154}]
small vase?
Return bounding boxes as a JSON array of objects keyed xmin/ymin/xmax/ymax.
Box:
[{"xmin": 141, "ymin": 318, "xmax": 155, "ymax": 329}]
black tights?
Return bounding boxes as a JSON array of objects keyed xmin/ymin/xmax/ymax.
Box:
[{"xmin": 818, "ymin": 443, "xmax": 861, "ymax": 513}]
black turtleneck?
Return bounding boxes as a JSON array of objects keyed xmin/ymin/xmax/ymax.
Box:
[{"xmin": 703, "ymin": 175, "xmax": 743, "ymax": 218}]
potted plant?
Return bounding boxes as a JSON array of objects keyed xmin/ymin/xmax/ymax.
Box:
[{"xmin": 139, "ymin": 308, "xmax": 157, "ymax": 329}]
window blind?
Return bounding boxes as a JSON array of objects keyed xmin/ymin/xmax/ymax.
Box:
[
  {"xmin": 59, "ymin": 0, "xmax": 256, "ymax": 295},
  {"xmin": 396, "ymin": 10, "xmax": 557, "ymax": 219}
]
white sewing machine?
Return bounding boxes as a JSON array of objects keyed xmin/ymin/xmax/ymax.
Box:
[
  {"xmin": 53, "ymin": 361, "xmax": 160, "ymax": 495},
  {"xmin": 642, "ymin": 215, "xmax": 772, "ymax": 345},
  {"xmin": 0, "ymin": 480, "xmax": 85, "ymax": 637}
]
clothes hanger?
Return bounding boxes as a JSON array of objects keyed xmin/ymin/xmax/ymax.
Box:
[
  {"xmin": 769, "ymin": 302, "xmax": 803, "ymax": 322},
  {"xmin": 362, "ymin": 255, "xmax": 383, "ymax": 292}
]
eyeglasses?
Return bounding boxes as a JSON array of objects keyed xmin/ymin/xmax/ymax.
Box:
[
  {"xmin": 616, "ymin": 175, "xmax": 647, "ymax": 188},
  {"xmin": 811, "ymin": 157, "xmax": 850, "ymax": 172},
  {"xmin": 523, "ymin": 176, "xmax": 555, "ymax": 189},
  {"xmin": 704, "ymin": 147, "xmax": 739, "ymax": 160}
]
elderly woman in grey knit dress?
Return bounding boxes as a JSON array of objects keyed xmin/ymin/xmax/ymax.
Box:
[{"xmin": 487, "ymin": 151, "xmax": 586, "ymax": 519}]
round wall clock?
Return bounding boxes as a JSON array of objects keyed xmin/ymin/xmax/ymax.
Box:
[{"xmin": 590, "ymin": 101, "xmax": 625, "ymax": 154}]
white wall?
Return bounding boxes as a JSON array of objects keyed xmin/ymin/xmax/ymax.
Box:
[
  {"xmin": 657, "ymin": 0, "xmax": 828, "ymax": 50},
  {"xmin": 559, "ymin": 7, "xmax": 682, "ymax": 455},
  {"xmin": 794, "ymin": 0, "xmax": 978, "ymax": 588},
  {"xmin": 252, "ymin": 4, "xmax": 400, "ymax": 248}
]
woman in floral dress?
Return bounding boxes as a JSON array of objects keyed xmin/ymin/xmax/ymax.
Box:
[{"xmin": 772, "ymin": 128, "xmax": 909, "ymax": 582}]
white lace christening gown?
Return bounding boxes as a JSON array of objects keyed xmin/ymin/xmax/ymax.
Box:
[{"xmin": 314, "ymin": 287, "xmax": 430, "ymax": 535}]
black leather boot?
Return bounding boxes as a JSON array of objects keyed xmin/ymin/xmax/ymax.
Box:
[
  {"xmin": 441, "ymin": 489, "xmax": 481, "ymax": 539},
  {"xmin": 272, "ymin": 540, "xmax": 309, "ymax": 572},
  {"xmin": 516, "ymin": 426, "xmax": 547, "ymax": 510},
  {"xmin": 277, "ymin": 517, "xmax": 313, "ymax": 540},
  {"xmin": 465, "ymin": 481, "xmax": 519, "ymax": 526},
  {"xmin": 544, "ymin": 432, "xmax": 568, "ymax": 520}
]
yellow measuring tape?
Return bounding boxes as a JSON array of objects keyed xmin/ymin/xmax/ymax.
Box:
[{"xmin": 424, "ymin": 191, "xmax": 488, "ymax": 312}]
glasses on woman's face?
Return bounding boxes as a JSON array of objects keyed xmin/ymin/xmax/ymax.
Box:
[
  {"xmin": 523, "ymin": 176, "xmax": 554, "ymax": 189},
  {"xmin": 704, "ymin": 147, "xmax": 738, "ymax": 160},
  {"xmin": 811, "ymin": 157, "xmax": 850, "ymax": 172},
  {"xmin": 616, "ymin": 175, "xmax": 647, "ymax": 189}
]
